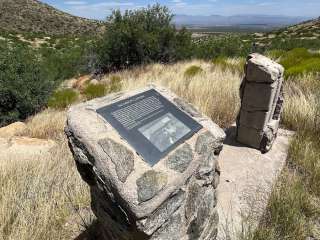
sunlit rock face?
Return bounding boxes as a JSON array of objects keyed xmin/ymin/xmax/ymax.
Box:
[{"xmin": 65, "ymin": 86, "xmax": 225, "ymax": 240}]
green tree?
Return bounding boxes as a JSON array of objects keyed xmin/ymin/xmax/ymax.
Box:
[
  {"xmin": 97, "ymin": 4, "xmax": 192, "ymax": 72},
  {"xmin": 0, "ymin": 43, "xmax": 55, "ymax": 126}
]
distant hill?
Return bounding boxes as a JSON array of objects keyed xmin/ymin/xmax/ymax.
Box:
[
  {"xmin": 173, "ymin": 14, "xmax": 309, "ymax": 30},
  {"xmin": 0, "ymin": 0, "xmax": 104, "ymax": 36},
  {"xmin": 250, "ymin": 17, "xmax": 320, "ymax": 47},
  {"xmin": 284, "ymin": 17, "xmax": 320, "ymax": 38}
]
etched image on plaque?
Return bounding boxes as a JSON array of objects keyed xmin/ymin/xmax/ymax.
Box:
[
  {"xmin": 97, "ymin": 89, "xmax": 202, "ymax": 166},
  {"xmin": 138, "ymin": 113, "xmax": 191, "ymax": 152}
]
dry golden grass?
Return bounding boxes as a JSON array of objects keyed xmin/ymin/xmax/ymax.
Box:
[
  {"xmin": 111, "ymin": 60, "xmax": 242, "ymax": 128},
  {"xmin": 283, "ymin": 81, "xmax": 320, "ymax": 131},
  {"xmin": 24, "ymin": 109, "xmax": 67, "ymax": 140},
  {"xmin": 0, "ymin": 110, "xmax": 91, "ymax": 240}
]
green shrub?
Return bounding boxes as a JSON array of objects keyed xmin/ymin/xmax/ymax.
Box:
[
  {"xmin": 212, "ymin": 56, "xmax": 229, "ymax": 70},
  {"xmin": 0, "ymin": 43, "xmax": 56, "ymax": 127},
  {"xmin": 280, "ymin": 48, "xmax": 313, "ymax": 69},
  {"xmin": 286, "ymin": 58, "xmax": 320, "ymax": 77},
  {"xmin": 184, "ymin": 65, "xmax": 203, "ymax": 78},
  {"xmin": 47, "ymin": 89, "xmax": 78, "ymax": 109},
  {"xmin": 39, "ymin": 37, "xmax": 95, "ymax": 83},
  {"xmin": 267, "ymin": 38, "xmax": 320, "ymax": 51},
  {"xmin": 193, "ymin": 36, "xmax": 251, "ymax": 60},
  {"xmin": 83, "ymin": 83, "xmax": 106, "ymax": 100},
  {"xmin": 97, "ymin": 4, "xmax": 192, "ymax": 72}
]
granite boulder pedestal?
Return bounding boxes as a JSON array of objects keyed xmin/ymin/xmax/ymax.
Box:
[{"xmin": 65, "ymin": 86, "xmax": 226, "ymax": 240}]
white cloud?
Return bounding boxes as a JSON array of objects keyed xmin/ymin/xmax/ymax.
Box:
[{"xmin": 63, "ymin": 1, "xmax": 137, "ymax": 19}]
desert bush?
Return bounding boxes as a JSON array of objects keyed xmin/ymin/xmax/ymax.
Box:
[
  {"xmin": 83, "ymin": 83, "xmax": 106, "ymax": 100},
  {"xmin": 97, "ymin": 4, "xmax": 192, "ymax": 72},
  {"xmin": 47, "ymin": 89, "xmax": 79, "ymax": 109},
  {"xmin": 267, "ymin": 38, "xmax": 320, "ymax": 51},
  {"xmin": 280, "ymin": 48, "xmax": 313, "ymax": 69},
  {"xmin": 193, "ymin": 35, "xmax": 251, "ymax": 59},
  {"xmin": 184, "ymin": 65, "xmax": 203, "ymax": 78},
  {"xmin": 0, "ymin": 42, "xmax": 56, "ymax": 127},
  {"xmin": 286, "ymin": 58, "xmax": 320, "ymax": 77},
  {"xmin": 39, "ymin": 37, "xmax": 95, "ymax": 82}
]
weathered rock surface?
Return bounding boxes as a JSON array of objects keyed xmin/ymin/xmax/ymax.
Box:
[
  {"xmin": 65, "ymin": 86, "xmax": 225, "ymax": 240},
  {"xmin": 236, "ymin": 53, "xmax": 284, "ymax": 152},
  {"xmin": 0, "ymin": 136, "xmax": 56, "ymax": 160},
  {"xmin": 136, "ymin": 170, "xmax": 168, "ymax": 202},
  {"xmin": 0, "ymin": 122, "xmax": 27, "ymax": 138},
  {"xmin": 166, "ymin": 143, "xmax": 193, "ymax": 173},
  {"xmin": 98, "ymin": 138, "xmax": 134, "ymax": 183},
  {"xmin": 245, "ymin": 54, "xmax": 284, "ymax": 83}
]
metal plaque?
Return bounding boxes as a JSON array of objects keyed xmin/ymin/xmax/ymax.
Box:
[{"xmin": 97, "ymin": 89, "xmax": 202, "ymax": 166}]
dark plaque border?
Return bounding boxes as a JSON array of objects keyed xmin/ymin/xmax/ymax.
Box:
[{"xmin": 96, "ymin": 89, "xmax": 202, "ymax": 166}]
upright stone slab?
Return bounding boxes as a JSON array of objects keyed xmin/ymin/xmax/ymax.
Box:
[
  {"xmin": 65, "ymin": 86, "xmax": 226, "ymax": 240},
  {"xmin": 236, "ymin": 53, "xmax": 284, "ymax": 152}
]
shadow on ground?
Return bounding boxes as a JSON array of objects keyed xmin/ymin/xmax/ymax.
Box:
[
  {"xmin": 74, "ymin": 220, "xmax": 103, "ymax": 240},
  {"xmin": 223, "ymin": 126, "xmax": 248, "ymax": 148}
]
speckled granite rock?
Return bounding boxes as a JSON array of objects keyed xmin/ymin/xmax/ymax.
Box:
[{"xmin": 65, "ymin": 86, "xmax": 225, "ymax": 240}]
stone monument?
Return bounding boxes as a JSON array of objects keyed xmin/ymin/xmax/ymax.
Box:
[
  {"xmin": 236, "ymin": 53, "xmax": 284, "ymax": 153},
  {"xmin": 65, "ymin": 86, "xmax": 226, "ymax": 240}
]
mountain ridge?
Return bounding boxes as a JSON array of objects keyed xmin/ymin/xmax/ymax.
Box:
[
  {"xmin": 0, "ymin": 0, "xmax": 104, "ymax": 35},
  {"xmin": 173, "ymin": 14, "xmax": 310, "ymax": 28}
]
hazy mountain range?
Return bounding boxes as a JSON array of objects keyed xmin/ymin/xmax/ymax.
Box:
[
  {"xmin": 173, "ymin": 14, "xmax": 309, "ymax": 29},
  {"xmin": 0, "ymin": 0, "xmax": 314, "ymax": 35}
]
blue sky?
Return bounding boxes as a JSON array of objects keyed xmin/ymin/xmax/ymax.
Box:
[{"xmin": 41, "ymin": 0, "xmax": 320, "ymax": 20}]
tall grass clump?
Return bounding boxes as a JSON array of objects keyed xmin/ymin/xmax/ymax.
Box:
[
  {"xmin": 265, "ymin": 49, "xmax": 286, "ymax": 60},
  {"xmin": 83, "ymin": 83, "xmax": 106, "ymax": 100},
  {"xmin": 184, "ymin": 65, "xmax": 203, "ymax": 78},
  {"xmin": 47, "ymin": 89, "xmax": 79, "ymax": 109},
  {"xmin": 246, "ymin": 173, "xmax": 316, "ymax": 240},
  {"xmin": 107, "ymin": 75, "xmax": 122, "ymax": 93},
  {"xmin": 25, "ymin": 109, "xmax": 66, "ymax": 141},
  {"xmin": 212, "ymin": 57, "xmax": 245, "ymax": 74}
]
